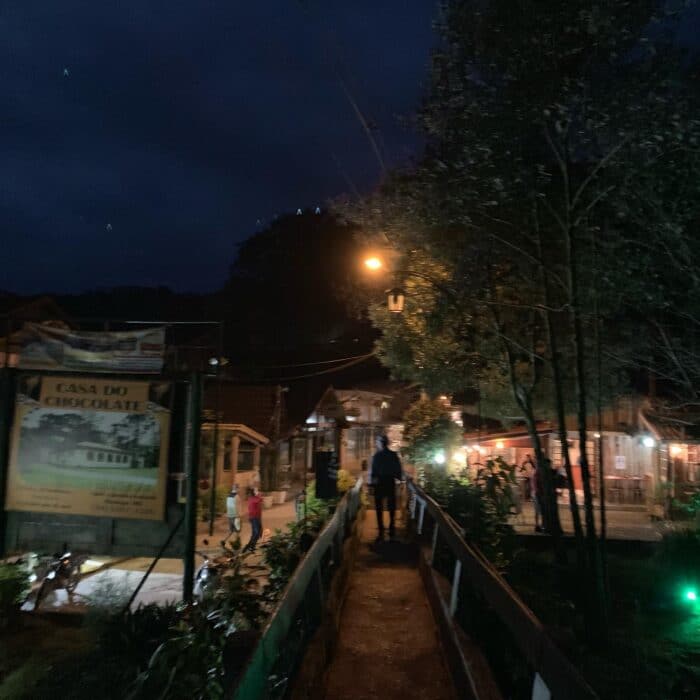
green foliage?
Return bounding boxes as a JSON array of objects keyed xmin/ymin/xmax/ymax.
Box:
[
  {"xmin": 336, "ymin": 469, "xmax": 354, "ymax": 494},
  {"xmin": 197, "ymin": 485, "xmax": 228, "ymax": 522},
  {"xmin": 402, "ymin": 398, "xmax": 463, "ymax": 466},
  {"xmin": 422, "ymin": 459, "xmax": 516, "ymax": 570},
  {"xmin": 0, "ymin": 564, "xmax": 30, "ymax": 626}
]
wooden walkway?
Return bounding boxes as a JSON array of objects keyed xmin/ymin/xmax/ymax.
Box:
[{"xmin": 323, "ymin": 517, "xmax": 456, "ymax": 700}]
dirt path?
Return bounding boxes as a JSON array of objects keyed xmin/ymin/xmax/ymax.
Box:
[{"xmin": 323, "ymin": 516, "xmax": 456, "ymax": 700}]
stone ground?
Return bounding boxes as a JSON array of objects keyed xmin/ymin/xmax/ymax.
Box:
[
  {"xmin": 512, "ymin": 500, "xmax": 662, "ymax": 541},
  {"xmin": 27, "ymin": 499, "xmax": 299, "ymax": 611},
  {"xmin": 323, "ymin": 511, "xmax": 456, "ymax": 700}
]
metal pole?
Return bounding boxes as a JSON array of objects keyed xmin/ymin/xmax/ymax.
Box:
[
  {"xmin": 207, "ymin": 321, "xmax": 224, "ymax": 536},
  {"xmin": 209, "ymin": 365, "xmax": 221, "ymax": 536},
  {"xmin": 183, "ymin": 372, "xmax": 202, "ymax": 602},
  {"xmin": 0, "ymin": 368, "xmax": 16, "ymax": 557},
  {"xmin": 124, "ymin": 513, "xmax": 183, "ymax": 614}
]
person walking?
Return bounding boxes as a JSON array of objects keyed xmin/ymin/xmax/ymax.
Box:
[
  {"xmin": 222, "ymin": 485, "xmax": 240, "ymax": 545},
  {"xmin": 369, "ymin": 435, "xmax": 403, "ymax": 541},
  {"xmin": 243, "ymin": 487, "xmax": 263, "ymax": 553}
]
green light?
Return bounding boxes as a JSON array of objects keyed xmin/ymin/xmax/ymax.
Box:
[{"xmin": 685, "ymin": 589, "xmax": 697, "ymax": 602}]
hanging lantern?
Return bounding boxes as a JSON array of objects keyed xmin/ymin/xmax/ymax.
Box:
[{"xmin": 387, "ymin": 287, "xmax": 406, "ymax": 313}]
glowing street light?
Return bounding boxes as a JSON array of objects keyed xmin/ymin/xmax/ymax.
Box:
[
  {"xmin": 364, "ymin": 256, "xmax": 383, "ymax": 271},
  {"xmin": 643, "ymin": 436, "xmax": 655, "ymax": 448},
  {"xmin": 685, "ymin": 588, "xmax": 697, "ymax": 602},
  {"xmin": 434, "ymin": 450, "xmax": 446, "ymax": 465}
]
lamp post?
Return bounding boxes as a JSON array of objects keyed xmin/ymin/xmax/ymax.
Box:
[{"xmin": 362, "ymin": 254, "xmax": 454, "ymax": 313}]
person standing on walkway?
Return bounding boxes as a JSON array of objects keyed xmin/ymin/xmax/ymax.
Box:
[
  {"xmin": 223, "ymin": 485, "xmax": 240, "ymax": 544},
  {"xmin": 369, "ymin": 435, "xmax": 403, "ymax": 541},
  {"xmin": 243, "ymin": 487, "xmax": 263, "ymax": 553}
]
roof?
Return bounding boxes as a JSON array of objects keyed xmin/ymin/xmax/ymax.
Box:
[
  {"xmin": 76, "ymin": 441, "xmax": 129, "ymax": 452},
  {"xmin": 0, "ymin": 295, "xmax": 73, "ymax": 326},
  {"xmin": 640, "ymin": 408, "xmax": 700, "ymax": 442},
  {"xmin": 200, "ymin": 423, "xmax": 269, "ymax": 446}
]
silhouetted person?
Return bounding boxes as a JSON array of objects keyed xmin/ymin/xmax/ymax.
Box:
[{"xmin": 369, "ymin": 435, "xmax": 403, "ymax": 540}]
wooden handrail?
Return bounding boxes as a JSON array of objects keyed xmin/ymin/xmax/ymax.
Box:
[
  {"xmin": 408, "ymin": 479, "xmax": 598, "ymax": 700},
  {"xmin": 232, "ymin": 478, "xmax": 363, "ymax": 699}
]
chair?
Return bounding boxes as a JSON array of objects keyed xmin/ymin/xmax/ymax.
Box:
[
  {"xmin": 608, "ymin": 479, "xmax": 623, "ymax": 504},
  {"xmin": 631, "ymin": 478, "xmax": 644, "ymax": 504}
]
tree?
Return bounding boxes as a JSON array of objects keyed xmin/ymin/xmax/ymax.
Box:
[
  {"xmin": 221, "ymin": 210, "xmax": 374, "ymax": 365},
  {"xmin": 347, "ymin": 0, "xmax": 700, "ymax": 638},
  {"xmin": 402, "ymin": 397, "xmax": 463, "ymax": 469}
]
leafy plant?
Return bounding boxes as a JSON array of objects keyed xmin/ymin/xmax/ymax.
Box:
[
  {"xmin": 0, "ymin": 563, "xmax": 30, "ymax": 627},
  {"xmin": 336, "ymin": 469, "xmax": 354, "ymax": 494},
  {"xmin": 423, "ymin": 465, "xmax": 515, "ymax": 571},
  {"xmin": 197, "ymin": 485, "xmax": 229, "ymax": 522},
  {"xmin": 402, "ymin": 398, "xmax": 463, "ymax": 467}
]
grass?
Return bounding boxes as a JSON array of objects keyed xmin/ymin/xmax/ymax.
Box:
[{"xmin": 17, "ymin": 464, "xmax": 158, "ymax": 492}]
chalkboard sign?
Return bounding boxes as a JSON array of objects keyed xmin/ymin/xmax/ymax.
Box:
[{"xmin": 314, "ymin": 451, "xmax": 338, "ymax": 499}]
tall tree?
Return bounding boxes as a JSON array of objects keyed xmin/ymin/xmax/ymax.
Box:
[{"xmin": 347, "ymin": 0, "xmax": 700, "ymax": 637}]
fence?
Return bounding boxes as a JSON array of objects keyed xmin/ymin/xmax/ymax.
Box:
[
  {"xmin": 231, "ymin": 477, "xmax": 363, "ymax": 699},
  {"xmin": 407, "ymin": 479, "xmax": 598, "ymax": 700}
]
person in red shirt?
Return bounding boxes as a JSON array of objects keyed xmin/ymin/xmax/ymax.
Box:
[{"xmin": 243, "ymin": 487, "xmax": 263, "ymax": 553}]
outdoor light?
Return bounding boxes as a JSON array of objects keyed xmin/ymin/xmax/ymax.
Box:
[
  {"xmin": 496, "ymin": 441, "xmax": 504, "ymax": 450},
  {"xmin": 208, "ymin": 357, "xmax": 219, "ymax": 366},
  {"xmin": 387, "ymin": 287, "xmax": 406, "ymax": 313},
  {"xmin": 434, "ymin": 450, "xmax": 446, "ymax": 465},
  {"xmin": 685, "ymin": 588, "xmax": 697, "ymax": 602},
  {"xmin": 643, "ymin": 436, "xmax": 655, "ymax": 448},
  {"xmin": 594, "ymin": 432, "xmax": 601, "ymax": 439},
  {"xmin": 364, "ymin": 256, "xmax": 383, "ymax": 270},
  {"xmin": 671, "ymin": 444, "xmax": 682, "ymax": 457}
]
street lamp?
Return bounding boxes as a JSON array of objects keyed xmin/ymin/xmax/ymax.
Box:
[
  {"xmin": 387, "ymin": 287, "xmax": 406, "ymax": 313},
  {"xmin": 363, "ymin": 255, "xmax": 409, "ymax": 312}
]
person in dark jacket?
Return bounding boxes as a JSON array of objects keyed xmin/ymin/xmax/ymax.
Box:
[{"xmin": 369, "ymin": 435, "xmax": 403, "ymax": 540}]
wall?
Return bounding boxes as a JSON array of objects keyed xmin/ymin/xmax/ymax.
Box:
[{"xmin": 4, "ymin": 502, "xmax": 186, "ymax": 557}]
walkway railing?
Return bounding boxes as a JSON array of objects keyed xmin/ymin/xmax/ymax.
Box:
[
  {"xmin": 407, "ymin": 479, "xmax": 598, "ymax": 700},
  {"xmin": 231, "ymin": 478, "xmax": 363, "ymax": 700}
]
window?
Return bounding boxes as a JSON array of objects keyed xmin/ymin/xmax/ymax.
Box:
[
  {"xmin": 108, "ymin": 453, "xmax": 113, "ymax": 463},
  {"xmin": 87, "ymin": 451, "xmax": 94, "ymax": 461},
  {"xmin": 98, "ymin": 452, "xmax": 104, "ymax": 461},
  {"xmin": 238, "ymin": 450, "xmax": 255, "ymax": 472}
]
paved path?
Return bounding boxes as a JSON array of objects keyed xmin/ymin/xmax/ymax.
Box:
[
  {"xmin": 323, "ymin": 516, "xmax": 456, "ymax": 700},
  {"xmin": 512, "ymin": 500, "xmax": 662, "ymax": 541}
]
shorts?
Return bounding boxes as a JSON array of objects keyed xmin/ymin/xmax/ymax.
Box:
[{"xmin": 228, "ymin": 517, "xmax": 241, "ymax": 533}]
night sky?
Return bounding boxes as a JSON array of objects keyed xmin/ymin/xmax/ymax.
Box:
[{"xmin": 1, "ymin": 1, "xmax": 437, "ymax": 294}]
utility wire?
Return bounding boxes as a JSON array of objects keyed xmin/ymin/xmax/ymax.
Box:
[
  {"xmin": 261, "ymin": 352, "xmax": 375, "ymax": 382},
  {"xmin": 247, "ymin": 351, "xmax": 375, "ymax": 370}
]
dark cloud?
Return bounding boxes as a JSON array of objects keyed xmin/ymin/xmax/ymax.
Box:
[{"xmin": 1, "ymin": 1, "xmax": 436, "ymax": 293}]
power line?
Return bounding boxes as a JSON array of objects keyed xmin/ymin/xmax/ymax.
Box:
[
  {"xmin": 248, "ymin": 351, "xmax": 374, "ymax": 370},
  {"xmin": 261, "ymin": 352, "xmax": 375, "ymax": 382}
]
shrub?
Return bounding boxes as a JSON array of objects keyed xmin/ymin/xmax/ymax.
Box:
[
  {"xmin": 422, "ymin": 462, "xmax": 515, "ymax": 570},
  {"xmin": 336, "ymin": 469, "xmax": 354, "ymax": 494},
  {"xmin": 0, "ymin": 563, "xmax": 30, "ymax": 626},
  {"xmin": 197, "ymin": 485, "xmax": 229, "ymax": 521}
]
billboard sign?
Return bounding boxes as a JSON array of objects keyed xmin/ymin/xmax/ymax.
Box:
[
  {"xmin": 15, "ymin": 323, "xmax": 165, "ymax": 373},
  {"xmin": 5, "ymin": 375, "xmax": 171, "ymax": 520}
]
